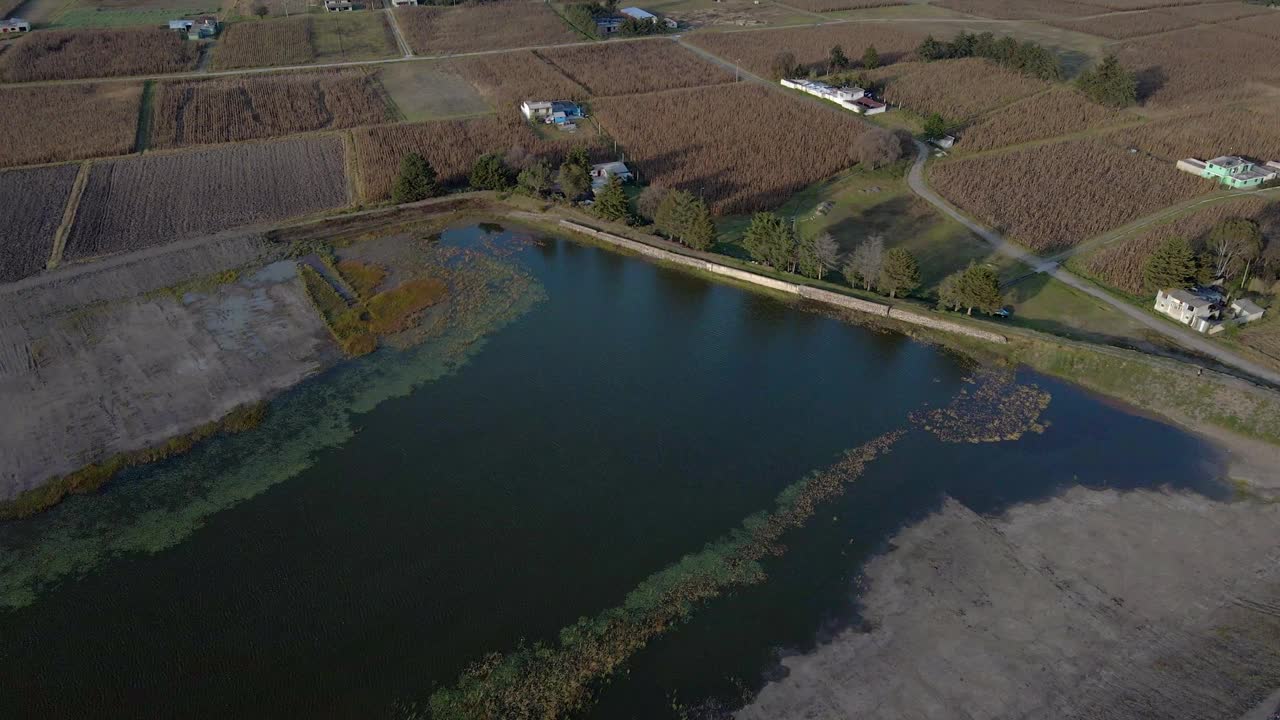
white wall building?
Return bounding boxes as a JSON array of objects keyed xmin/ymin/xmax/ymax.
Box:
[{"xmin": 1155, "ymin": 289, "xmax": 1219, "ymax": 333}]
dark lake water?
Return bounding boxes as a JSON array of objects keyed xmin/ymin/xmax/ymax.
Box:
[{"xmin": 0, "ymin": 224, "xmax": 1227, "ymax": 719}]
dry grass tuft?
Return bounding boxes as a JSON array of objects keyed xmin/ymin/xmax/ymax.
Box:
[
  {"xmin": 959, "ymin": 87, "xmax": 1131, "ymax": 151},
  {"xmin": 534, "ymin": 40, "xmax": 735, "ymax": 97},
  {"xmin": 395, "ymin": 0, "xmax": 580, "ymax": 56},
  {"xmin": 0, "ymin": 28, "xmax": 197, "ymax": 82},
  {"xmin": 0, "ymin": 84, "xmax": 142, "ymax": 167},
  {"xmin": 684, "ymin": 22, "xmax": 929, "ymax": 78},
  {"xmin": 868, "ymin": 58, "xmax": 1047, "ymax": 121}
]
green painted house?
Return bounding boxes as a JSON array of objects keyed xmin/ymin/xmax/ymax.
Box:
[{"xmin": 1177, "ymin": 155, "xmax": 1280, "ymax": 189}]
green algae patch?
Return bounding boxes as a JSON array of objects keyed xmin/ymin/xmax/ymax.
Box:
[{"xmin": 912, "ymin": 370, "xmax": 1051, "ymax": 443}]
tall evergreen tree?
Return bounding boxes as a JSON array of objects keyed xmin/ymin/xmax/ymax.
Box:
[
  {"xmin": 592, "ymin": 174, "xmax": 632, "ymax": 223},
  {"xmin": 469, "ymin": 154, "xmax": 511, "ymax": 191},
  {"xmin": 1143, "ymin": 237, "xmax": 1197, "ymax": 292},
  {"xmin": 1076, "ymin": 55, "xmax": 1137, "ymax": 108},
  {"xmin": 655, "ymin": 190, "xmax": 716, "ymax": 250},
  {"xmin": 829, "ymin": 44, "xmax": 849, "ymax": 71},
  {"xmin": 879, "ymin": 248, "xmax": 921, "ymax": 299},
  {"xmin": 564, "ymin": 145, "xmax": 592, "ymax": 172},
  {"xmin": 742, "ymin": 212, "xmax": 796, "ymax": 271},
  {"xmin": 558, "ymin": 162, "xmax": 590, "ymax": 200},
  {"xmin": 956, "ymin": 263, "xmax": 1002, "ymax": 315},
  {"xmin": 517, "ymin": 160, "xmax": 552, "ymax": 197},
  {"xmin": 862, "ymin": 44, "xmax": 879, "ymax": 70},
  {"xmin": 796, "ymin": 233, "xmax": 825, "ymax": 279},
  {"xmin": 391, "ymin": 153, "xmax": 440, "ymax": 204}
]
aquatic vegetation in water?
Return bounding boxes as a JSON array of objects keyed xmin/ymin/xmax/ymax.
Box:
[
  {"xmin": 911, "ymin": 370, "xmax": 1051, "ymax": 443},
  {"xmin": 0, "ymin": 248, "xmax": 544, "ymax": 611},
  {"xmin": 424, "ymin": 431, "xmax": 904, "ymax": 720}
]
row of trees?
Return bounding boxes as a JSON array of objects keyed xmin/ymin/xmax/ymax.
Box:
[
  {"xmin": 1075, "ymin": 55, "xmax": 1138, "ymax": 108},
  {"xmin": 1143, "ymin": 218, "xmax": 1265, "ymax": 292},
  {"xmin": 768, "ymin": 44, "xmax": 879, "ymax": 81},
  {"xmin": 917, "ymin": 31, "xmax": 1061, "ymax": 81}
]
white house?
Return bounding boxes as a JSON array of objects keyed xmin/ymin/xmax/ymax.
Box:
[
  {"xmin": 591, "ymin": 162, "xmax": 632, "ymax": 192},
  {"xmin": 1, "ymin": 18, "xmax": 31, "ymax": 33},
  {"xmin": 521, "ymin": 100, "xmax": 584, "ymax": 125},
  {"xmin": 1155, "ymin": 288, "xmax": 1220, "ymax": 333},
  {"xmin": 1230, "ymin": 298, "xmax": 1266, "ymax": 323},
  {"xmin": 781, "ymin": 78, "xmax": 869, "ymax": 114},
  {"xmin": 324, "ymin": 0, "xmax": 357, "ymax": 11},
  {"xmin": 850, "ymin": 96, "xmax": 887, "ymax": 115}
]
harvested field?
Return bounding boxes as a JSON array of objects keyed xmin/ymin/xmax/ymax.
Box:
[
  {"xmin": 929, "ymin": 138, "xmax": 1208, "ymax": 251},
  {"xmin": 1103, "ymin": 104, "xmax": 1280, "ymax": 162},
  {"xmin": 1088, "ymin": 0, "xmax": 1234, "ymax": 8},
  {"xmin": 0, "ymin": 83, "xmax": 142, "ymax": 168},
  {"xmin": 152, "ymin": 70, "xmax": 391, "ymax": 149},
  {"xmin": 930, "ymin": 0, "xmax": 1107, "ymax": 19},
  {"xmin": 1081, "ymin": 197, "xmax": 1280, "ymax": 293},
  {"xmin": 684, "ymin": 23, "xmax": 929, "ymax": 77},
  {"xmin": 352, "ymin": 115, "xmax": 598, "ymax": 201},
  {"xmin": 1224, "ymin": 11, "xmax": 1280, "ymax": 41},
  {"xmin": 534, "ymin": 40, "xmax": 735, "ymax": 97},
  {"xmin": 450, "ymin": 51, "xmax": 587, "ymax": 107},
  {"xmin": 780, "ymin": 0, "xmax": 905, "ymax": 12},
  {"xmin": 1113, "ymin": 26, "xmax": 1280, "ymax": 107},
  {"xmin": 0, "ymin": 166, "xmax": 79, "ymax": 283},
  {"xmin": 65, "ymin": 137, "xmax": 349, "ymax": 260},
  {"xmin": 1042, "ymin": 10, "xmax": 1197, "ymax": 38},
  {"xmin": 593, "ymin": 83, "xmax": 866, "ymax": 214},
  {"xmin": 1168, "ymin": 2, "xmax": 1275, "ymax": 23},
  {"xmin": 377, "ymin": 62, "xmax": 491, "ymax": 121},
  {"xmin": 1240, "ymin": 316, "xmax": 1280, "ymax": 364},
  {"xmin": 0, "ymin": 28, "xmax": 197, "ymax": 82},
  {"xmin": 211, "ymin": 14, "xmax": 397, "ymax": 70},
  {"xmin": 868, "ymin": 58, "xmax": 1046, "ymax": 122},
  {"xmin": 395, "ymin": 0, "xmax": 580, "ymax": 56},
  {"xmin": 959, "ymin": 87, "xmax": 1131, "ymax": 151}
]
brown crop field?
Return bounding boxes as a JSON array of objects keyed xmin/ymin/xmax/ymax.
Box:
[
  {"xmin": 593, "ymin": 83, "xmax": 866, "ymax": 214},
  {"xmin": 352, "ymin": 115, "xmax": 599, "ymax": 201},
  {"xmin": 0, "ymin": 28, "xmax": 198, "ymax": 82},
  {"xmin": 0, "ymin": 166, "xmax": 79, "ymax": 283},
  {"xmin": 930, "ymin": 0, "xmax": 1106, "ymax": 20},
  {"xmin": 929, "ymin": 138, "xmax": 1208, "ymax": 252},
  {"xmin": 211, "ymin": 14, "xmax": 398, "ymax": 70},
  {"xmin": 781, "ymin": 0, "xmax": 905, "ymax": 12},
  {"xmin": 450, "ymin": 51, "xmax": 587, "ymax": 107},
  {"xmin": 395, "ymin": 0, "xmax": 580, "ymax": 56},
  {"xmin": 868, "ymin": 58, "xmax": 1046, "ymax": 121},
  {"xmin": 1103, "ymin": 104, "xmax": 1280, "ymax": 162},
  {"xmin": 65, "ymin": 137, "xmax": 349, "ymax": 260},
  {"xmin": 685, "ymin": 23, "xmax": 929, "ymax": 78},
  {"xmin": 1225, "ymin": 12, "xmax": 1280, "ymax": 41},
  {"xmin": 1114, "ymin": 26, "xmax": 1280, "ymax": 107},
  {"xmin": 1087, "ymin": 0, "xmax": 1233, "ymax": 8},
  {"xmin": 534, "ymin": 40, "xmax": 735, "ymax": 97},
  {"xmin": 1169, "ymin": 2, "xmax": 1275, "ymax": 23},
  {"xmin": 152, "ymin": 70, "xmax": 391, "ymax": 149},
  {"xmin": 1080, "ymin": 197, "xmax": 1279, "ymax": 293},
  {"xmin": 959, "ymin": 87, "xmax": 1131, "ymax": 151},
  {"xmin": 1042, "ymin": 10, "xmax": 1197, "ymax": 38},
  {"xmin": 0, "ymin": 84, "xmax": 142, "ymax": 168}
]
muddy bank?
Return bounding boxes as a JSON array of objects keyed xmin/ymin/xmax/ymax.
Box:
[{"xmin": 739, "ymin": 488, "xmax": 1280, "ymax": 720}]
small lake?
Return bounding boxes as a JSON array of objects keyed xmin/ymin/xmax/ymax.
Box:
[{"xmin": 0, "ymin": 223, "xmax": 1227, "ymax": 719}]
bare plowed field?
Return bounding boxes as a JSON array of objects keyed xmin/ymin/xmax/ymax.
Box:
[
  {"xmin": 782, "ymin": 0, "xmax": 905, "ymax": 12},
  {"xmin": 1081, "ymin": 197, "xmax": 1279, "ymax": 293},
  {"xmin": 0, "ymin": 28, "xmax": 197, "ymax": 82},
  {"xmin": 959, "ymin": 88, "xmax": 1131, "ymax": 151},
  {"xmin": 1114, "ymin": 26, "xmax": 1280, "ymax": 107},
  {"xmin": 535, "ymin": 40, "xmax": 735, "ymax": 97},
  {"xmin": 0, "ymin": 166, "xmax": 79, "ymax": 283},
  {"xmin": 930, "ymin": 0, "xmax": 1105, "ymax": 20},
  {"xmin": 152, "ymin": 70, "xmax": 391, "ymax": 148},
  {"xmin": 593, "ymin": 83, "xmax": 866, "ymax": 214},
  {"xmin": 1043, "ymin": 10, "xmax": 1196, "ymax": 39},
  {"xmin": 0, "ymin": 84, "xmax": 142, "ymax": 168},
  {"xmin": 396, "ymin": 0, "xmax": 580, "ymax": 56},
  {"xmin": 212, "ymin": 14, "xmax": 398, "ymax": 70},
  {"xmin": 1169, "ymin": 2, "xmax": 1274, "ymax": 23},
  {"xmin": 1104, "ymin": 104, "xmax": 1280, "ymax": 162},
  {"xmin": 66, "ymin": 137, "xmax": 349, "ymax": 260},
  {"xmin": 353, "ymin": 115, "xmax": 597, "ymax": 201},
  {"xmin": 451, "ymin": 51, "xmax": 587, "ymax": 106},
  {"xmin": 685, "ymin": 23, "xmax": 929, "ymax": 77},
  {"xmin": 929, "ymin": 138, "xmax": 1208, "ymax": 252},
  {"xmin": 868, "ymin": 58, "xmax": 1046, "ymax": 121}
]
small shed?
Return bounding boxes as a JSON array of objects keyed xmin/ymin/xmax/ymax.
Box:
[
  {"xmin": 932, "ymin": 135, "xmax": 956, "ymax": 150},
  {"xmin": 620, "ymin": 6, "xmax": 657, "ymax": 22},
  {"xmin": 168, "ymin": 19, "xmax": 195, "ymax": 31},
  {"xmin": 1, "ymin": 18, "xmax": 31, "ymax": 33},
  {"xmin": 591, "ymin": 161, "xmax": 633, "ymax": 190},
  {"xmin": 1231, "ymin": 298, "xmax": 1266, "ymax": 323},
  {"xmin": 595, "ymin": 16, "xmax": 624, "ymax": 34}
]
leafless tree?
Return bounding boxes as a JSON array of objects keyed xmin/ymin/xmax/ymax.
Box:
[
  {"xmin": 854, "ymin": 128, "xmax": 903, "ymax": 169},
  {"xmin": 843, "ymin": 235, "xmax": 884, "ymax": 291},
  {"xmin": 813, "ymin": 232, "xmax": 842, "ymax": 273}
]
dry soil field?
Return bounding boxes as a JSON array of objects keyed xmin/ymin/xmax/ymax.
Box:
[
  {"xmin": 534, "ymin": 40, "xmax": 735, "ymax": 97},
  {"xmin": 65, "ymin": 137, "xmax": 349, "ymax": 260},
  {"xmin": 1169, "ymin": 2, "xmax": 1275, "ymax": 22},
  {"xmin": 929, "ymin": 138, "xmax": 1209, "ymax": 252},
  {"xmin": 685, "ymin": 23, "xmax": 929, "ymax": 78},
  {"xmin": 1114, "ymin": 26, "xmax": 1280, "ymax": 107},
  {"xmin": 868, "ymin": 57, "xmax": 1046, "ymax": 121},
  {"xmin": 152, "ymin": 70, "xmax": 391, "ymax": 148},
  {"xmin": 592, "ymin": 83, "xmax": 867, "ymax": 214},
  {"xmin": 0, "ymin": 166, "xmax": 79, "ymax": 283},
  {"xmin": 212, "ymin": 14, "xmax": 398, "ymax": 70},
  {"xmin": 0, "ymin": 84, "xmax": 142, "ymax": 168},
  {"xmin": 958, "ymin": 87, "xmax": 1131, "ymax": 151},
  {"xmin": 0, "ymin": 28, "xmax": 198, "ymax": 82},
  {"xmin": 395, "ymin": 0, "xmax": 581, "ymax": 56},
  {"xmin": 1042, "ymin": 10, "xmax": 1197, "ymax": 38}
]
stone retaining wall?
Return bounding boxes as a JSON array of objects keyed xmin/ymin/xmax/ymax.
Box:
[{"xmin": 560, "ymin": 220, "xmax": 1006, "ymax": 344}]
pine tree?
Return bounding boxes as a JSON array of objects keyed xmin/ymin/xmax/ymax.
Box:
[
  {"xmin": 1076, "ymin": 55, "xmax": 1137, "ymax": 108},
  {"xmin": 1143, "ymin": 237, "xmax": 1196, "ymax": 292},
  {"xmin": 517, "ymin": 160, "xmax": 552, "ymax": 197},
  {"xmin": 742, "ymin": 212, "xmax": 796, "ymax": 271},
  {"xmin": 469, "ymin": 154, "xmax": 511, "ymax": 191},
  {"xmin": 558, "ymin": 162, "xmax": 590, "ymax": 200},
  {"xmin": 564, "ymin": 145, "xmax": 591, "ymax": 172},
  {"xmin": 796, "ymin": 233, "xmax": 825, "ymax": 279},
  {"xmin": 957, "ymin": 263, "xmax": 1002, "ymax": 315},
  {"xmin": 682, "ymin": 195, "xmax": 717, "ymax": 251},
  {"xmin": 922, "ymin": 113, "xmax": 950, "ymax": 141},
  {"xmin": 829, "ymin": 45, "xmax": 849, "ymax": 71},
  {"xmin": 862, "ymin": 44, "xmax": 879, "ymax": 70},
  {"xmin": 592, "ymin": 174, "xmax": 632, "ymax": 223},
  {"xmin": 391, "ymin": 153, "xmax": 440, "ymax": 204},
  {"xmin": 879, "ymin": 248, "xmax": 920, "ymax": 299}
]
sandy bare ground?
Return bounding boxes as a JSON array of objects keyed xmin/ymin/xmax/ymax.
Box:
[
  {"xmin": 740, "ymin": 488, "xmax": 1280, "ymax": 720},
  {"xmin": 0, "ymin": 235, "xmax": 338, "ymax": 501}
]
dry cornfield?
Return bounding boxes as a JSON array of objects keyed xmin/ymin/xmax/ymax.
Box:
[
  {"xmin": 0, "ymin": 84, "xmax": 142, "ymax": 168},
  {"xmin": 352, "ymin": 115, "xmax": 599, "ymax": 201},
  {"xmin": 0, "ymin": 28, "xmax": 198, "ymax": 83},
  {"xmin": 1080, "ymin": 197, "xmax": 1279, "ymax": 293},
  {"xmin": 152, "ymin": 70, "xmax": 391, "ymax": 148},
  {"xmin": 211, "ymin": 14, "xmax": 397, "ymax": 70},
  {"xmin": 928, "ymin": 138, "xmax": 1209, "ymax": 252},
  {"xmin": 1168, "ymin": 2, "xmax": 1274, "ymax": 22},
  {"xmin": 0, "ymin": 165, "xmax": 79, "ymax": 283},
  {"xmin": 1113, "ymin": 27, "xmax": 1280, "ymax": 107},
  {"xmin": 1104, "ymin": 104, "xmax": 1280, "ymax": 162},
  {"xmin": 868, "ymin": 58, "xmax": 1046, "ymax": 121},
  {"xmin": 592, "ymin": 83, "xmax": 866, "ymax": 214},
  {"xmin": 450, "ymin": 51, "xmax": 588, "ymax": 107},
  {"xmin": 780, "ymin": 0, "xmax": 905, "ymax": 12},
  {"xmin": 1088, "ymin": 0, "xmax": 1230, "ymax": 8},
  {"xmin": 395, "ymin": 1, "xmax": 580, "ymax": 56},
  {"xmin": 534, "ymin": 40, "xmax": 735, "ymax": 97},
  {"xmin": 1042, "ymin": 10, "xmax": 1197, "ymax": 39},
  {"xmin": 959, "ymin": 88, "xmax": 1131, "ymax": 152},
  {"xmin": 66, "ymin": 137, "xmax": 349, "ymax": 260},
  {"xmin": 684, "ymin": 23, "xmax": 929, "ymax": 78},
  {"xmin": 1224, "ymin": 12, "xmax": 1280, "ymax": 41},
  {"xmin": 930, "ymin": 0, "xmax": 1103, "ymax": 19}
]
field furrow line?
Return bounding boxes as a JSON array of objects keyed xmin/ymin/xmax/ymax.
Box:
[{"xmin": 46, "ymin": 161, "xmax": 91, "ymax": 271}]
